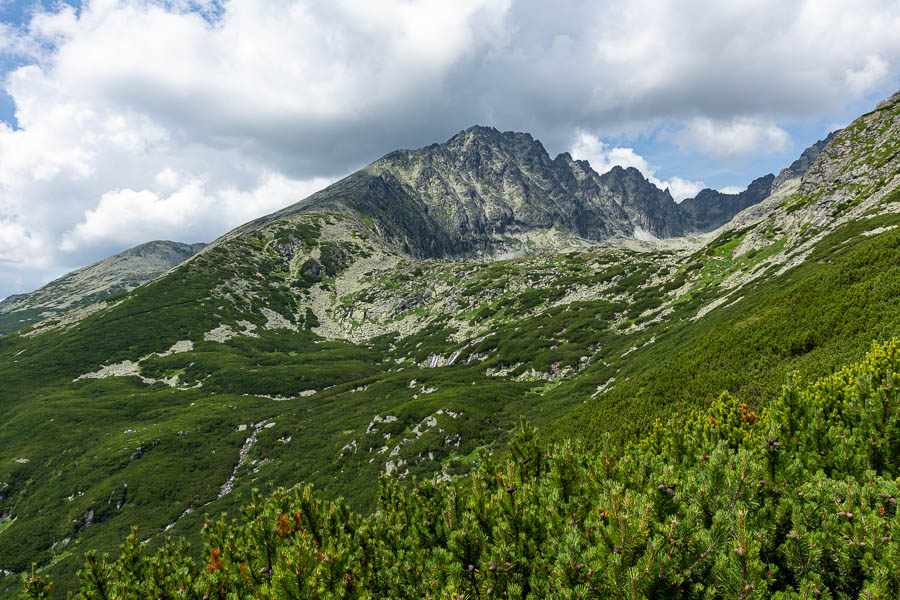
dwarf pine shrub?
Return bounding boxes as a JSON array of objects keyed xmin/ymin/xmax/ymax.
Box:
[{"xmin": 22, "ymin": 340, "xmax": 900, "ymax": 599}]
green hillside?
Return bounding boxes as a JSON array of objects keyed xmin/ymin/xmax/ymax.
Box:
[
  {"xmin": 0, "ymin": 241, "xmax": 205, "ymax": 336},
  {"xmin": 21, "ymin": 340, "xmax": 900, "ymax": 599},
  {"xmin": 1, "ymin": 91, "xmax": 899, "ymax": 598},
  {"xmin": 2, "ymin": 212, "xmax": 899, "ymax": 598}
]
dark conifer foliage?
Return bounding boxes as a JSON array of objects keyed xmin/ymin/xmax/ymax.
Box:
[{"xmin": 23, "ymin": 341, "xmax": 899, "ymax": 599}]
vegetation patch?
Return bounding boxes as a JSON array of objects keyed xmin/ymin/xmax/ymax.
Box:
[{"xmin": 21, "ymin": 341, "xmax": 900, "ymax": 600}]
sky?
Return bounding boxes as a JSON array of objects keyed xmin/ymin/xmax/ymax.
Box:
[{"xmin": 0, "ymin": 0, "xmax": 899, "ymax": 300}]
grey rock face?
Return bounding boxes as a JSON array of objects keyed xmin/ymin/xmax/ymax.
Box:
[
  {"xmin": 772, "ymin": 131, "xmax": 840, "ymax": 190},
  {"xmin": 271, "ymin": 125, "xmax": 772, "ymax": 258},
  {"xmin": 677, "ymin": 174, "xmax": 775, "ymax": 234},
  {"xmin": 797, "ymin": 93, "xmax": 900, "ymax": 201},
  {"xmin": 599, "ymin": 166, "xmax": 686, "ymax": 238},
  {"xmin": 298, "ymin": 126, "xmax": 641, "ymax": 257}
]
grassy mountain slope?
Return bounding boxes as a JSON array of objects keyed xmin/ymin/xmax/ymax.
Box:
[
  {"xmin": 22, "ymin": 340, "xmax": 900, "ymax": 599},
  {"xmin": 0, "ymin": 241, "xmax": 205, "ymax": 336},
  {"xmin": 0, "ymin": 91, "xmax": 899, "ymax": 598}
]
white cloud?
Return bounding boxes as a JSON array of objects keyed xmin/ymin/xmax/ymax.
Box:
[
  {"xmin": 572, "ymin": 0, "xmax": 900, "ymax": 128},
  {"xmin": 0, "ymin": 0, "xmax": 508, "ymax": 296},
  {"xmin": 0, "ymin": 218, "xmax": 46, "ymax": 267},
  {"xmin": 0, "ymin": 21, "xmax": 40, "ymax": 58},
  {"xmin": 58, "ymin": 174, "xmax": 332, "ymax": 251},
  {"xmin": 846, "ymin": 55, "xmax": 890, "ymax": 96},
  {"xmin": 14, "ymin": 0, "xmax": 510, "ymax": 165},
  {"xmin": 718, "ymin": 186, "xmax": 744, "ymax": 195},
  {"xmin": 1, "ymin": 0, "xmax": 900, "ymax": 296},
  {"xmin": 676, "ymin": 117, "xmax": 790, "ymax": 160},
  {"xmin": 570, "ymin": 131, "xmax": 705, "ymax": 201},
  {"xmin": 154, "ymin": 167, "xmax": 181, "ymax": 189},
  {"xmin": 665, "ymin": 176, "xmax": 707, "ymax": 201}
]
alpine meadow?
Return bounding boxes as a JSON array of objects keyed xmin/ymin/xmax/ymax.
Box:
[{"xmin": 1, "ymin": 34, "xmax": 900, "ymax": 600}]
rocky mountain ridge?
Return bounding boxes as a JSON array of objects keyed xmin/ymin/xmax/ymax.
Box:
[
  {"xmin": 772, "ymin": 130, "xmax": 838, "ymax": 190},
  {"xmin": 677, "ymin": 173, "xmax": 775, "ymax": 233},
  {"xmin": 254, "ymin": 125, "xmax": 782, "ymax": 259},
  {"xmin": 2, "ymin": 124, "xmax": 838, "ymax": 339}
]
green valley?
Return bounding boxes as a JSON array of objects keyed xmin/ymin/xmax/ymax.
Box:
[{"xmin": 1, "ymin": 90, "xmax": 899, "ymax": 599}]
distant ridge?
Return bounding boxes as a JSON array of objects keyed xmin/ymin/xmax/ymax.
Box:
[{"xmin": 0, "ymin": 240, "xmax": 205, "ymax": 335}]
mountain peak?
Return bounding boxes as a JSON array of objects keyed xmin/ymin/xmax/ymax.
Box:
[
  {"xmin": 455, "ymin": 124, "xmax": 501, "ymax": 137},
  {"xmin": 445, "ymin": 125, "xmax": 546, "ymax": 164},
  {"xmin": 447, "ymin": 124, "xmax": 536, "ymax": 146},
  {"xmin": 271, "ymin": 123, "xmax": 826, "ymax": 257},
  {"xmin": 605, "ymin": 164, "xmax": 649, "ymax": 179}
]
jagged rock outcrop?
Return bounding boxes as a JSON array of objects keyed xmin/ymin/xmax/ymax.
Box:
[
  {"xmin": 290, "ymin": 126, "xmax": 640, "ymax": 256},
  {"xmin": 772, "ymin": 131, "xmax": 839, "ymax": 191},
  {"xmin": 677, "ymin": 174, "xmax": 775, "ymax": 234},
  {"xmin": 261, "ymin": 125, "xmax": 773, "ymax": 258},
  {"xmin": 599, "ymin": 166, "xmax": 685, "ymax": 238},
  {"xmin": 797, "ymin": 92, "xmax": 900, "ymax": 202}
]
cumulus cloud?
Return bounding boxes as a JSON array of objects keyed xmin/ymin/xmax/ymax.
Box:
[
  {"xmin": 846, "ymin": 55, "xmax": 890, "ymax": 96},
  {"xmin": 675, "ymin": 117, "xmax": 791, "ymax": 160},
  {"xmin": 570, "ymin": 131, "xmax": 706, "ymax": 201},
  {"xmin": 1, "ymin": 0, "xmax": 900, "ymax": 297},
  {"xmin": 12, "ymin": 0, "xmax": 510, "ymax": 176},
  {"xmin": 59, "ymin": 174, "xmax": 331, "ymax": 251},
  {"xmin": 718, "ymin": 186, "xmax": 745, "ymax": 195},
  {"xmin": 476, "ymin": 0, "xmax": 900, "ymax": 141},
  {"xmin": 0, "ymin": 218, "xmax": 47, "ymax": 267}
]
